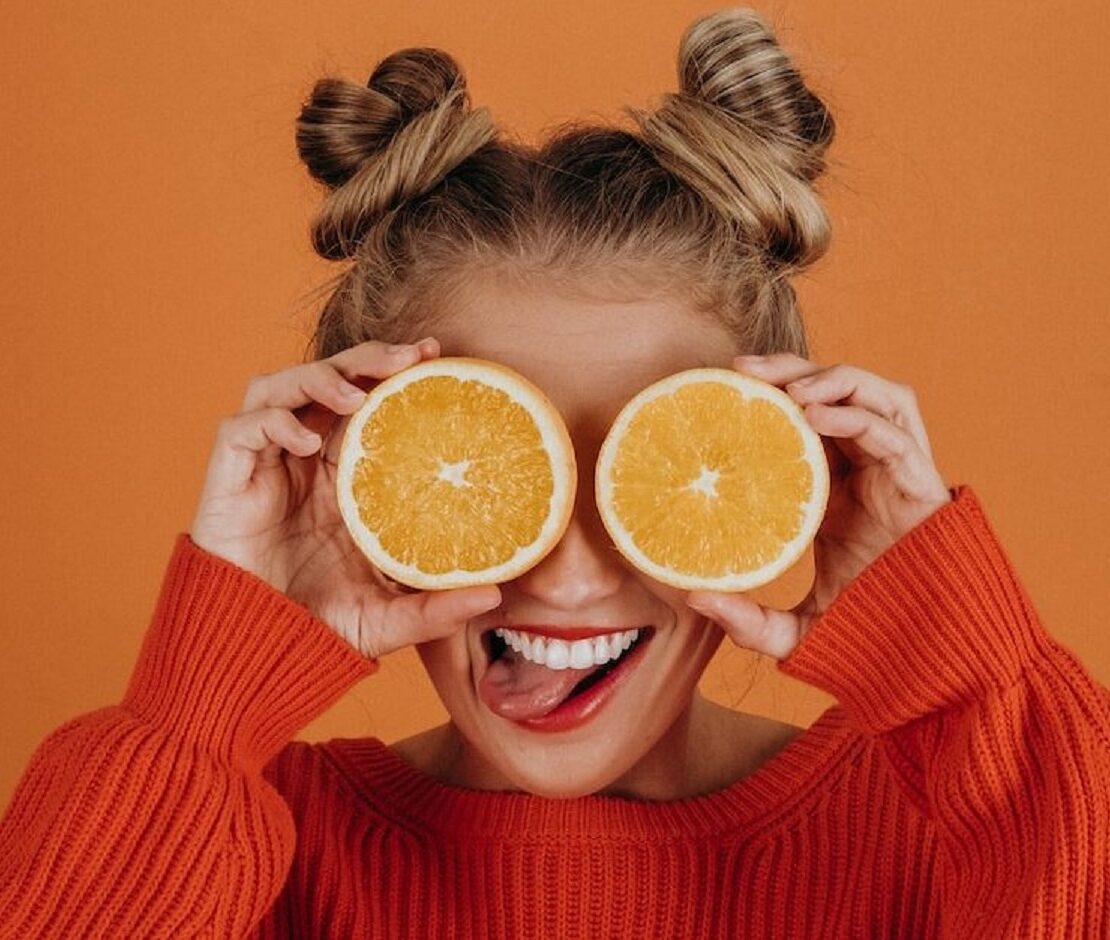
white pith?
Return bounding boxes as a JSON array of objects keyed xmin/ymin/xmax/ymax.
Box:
[{"xmin": 493, "ymin": 627, "xmax": 641, "ymax": 671}]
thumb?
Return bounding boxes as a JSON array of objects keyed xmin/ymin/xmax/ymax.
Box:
[
  {"xmin": 368, "ymin": 584, "xmax": 502, "ymax": 658},
  {"xmin": 686, "ymin": 591, "xmax": 802, "ymax": 661}
]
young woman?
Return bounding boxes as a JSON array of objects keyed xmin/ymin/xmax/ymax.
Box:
[{"xmin": 1, "ymin": 8, "xmax": 1106, "ymax": 937}]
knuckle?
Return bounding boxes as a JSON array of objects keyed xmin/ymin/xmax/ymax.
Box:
[
  {"xmin": 755, "ymin": 613, "xmax": 779, "ymax": 651},
  {"xmin": 889, "ymin": 427, "xmax": 914, "ymax": 457},
  {"xmin": 242, "ymin": 373, "xmax": 268, "ymax": 399},
  {"xmin": 334, "ymin": 371, "xmax": 362, "ymax": 396},
  {"xmin": 259, "ymin": 405, "xmax": 291, "ymax": 427},
  {"xmin": 249, "ymin": 401, "xmax": 281, "ymax": 428},
  {"xmin": 307, "ymin": 359, "xmax": 336, "ymax": 383},
  {"xmin": 215, "ymin": 415, "xmax": 239, "ymax": 437},
  {"xmin": 330, "ymin": 338, "xmax": 386, "ymax": 365},
  {"xmin": 889, "ymin": 383, "xmax": 917, "ymax": 420}
]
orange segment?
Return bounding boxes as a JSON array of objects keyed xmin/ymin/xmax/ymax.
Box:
[
  {"xmin": 336, "ymin": 357, "xmax": 576, "ymax": 590},
  {"xmin": 596, "ymin": 368, "xmax": 829, "ymax": 592}
]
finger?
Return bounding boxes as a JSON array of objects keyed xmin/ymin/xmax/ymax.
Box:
[
  {"xmin": 247, "ymin": 337, "xmax": 442, "ymax": 464},
  {"xmin": 238, "ymin": 348, "xmax": 404, "ymax": 415},
  {"xmin": 365, "ymin": 583, "xmax": 502, "ymax": 658},
  {"xmin": 732, "ymin": 352, "xmax": 822, "ymax": 387},
  {"xmin": 802, "ymin": 402, "xmax": 944, "ymax": 501},
  {"xmin": 207, "ymin": 408, "xmax": 323, "ymax": 494},
  {"xmin": 242, "ymin": 342, "xmax": 426, "ymax": 415},
  {"xmin": 318, "ymin": 337, "xmax": 442, "ymax": 468},
  {"xmin": 686, "ymin": 591, "xmax": 802, "ymax": 660},
  {"xmin": 784, "ymin": 365, "xmax": 935, "ymax": 462},
  {"xmin": 329, "ymin": 335, "xmax": 440, "ymax": 380}
]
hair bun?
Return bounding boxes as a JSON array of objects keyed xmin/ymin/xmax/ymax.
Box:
[
  {"xmin": 629, "ymin": 7, "xmax": 835, "ymax": 274},
  {"xmin": 678, "ymin": 8, "xmax": 834, "ymax": 181},
  {"xmin": 296, "ymin": 47, "xmax": 497, "ymax": 259}
]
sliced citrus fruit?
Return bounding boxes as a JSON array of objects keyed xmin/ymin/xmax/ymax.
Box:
[
  {"xmin": 595, "ymin": 368, "xmax": 829, "ymax": 592},
  {"xmin": 336, "ymin": 356, "xmax": 576, "ymax": 590}
]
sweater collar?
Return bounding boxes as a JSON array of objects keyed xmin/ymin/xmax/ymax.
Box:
[{"xmin": 321, "ymin": 705, "xmax": 859, "ymax": 842}]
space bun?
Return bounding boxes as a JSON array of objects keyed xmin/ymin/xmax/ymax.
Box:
[
  {"xmin": 296, "ymin": 47, "xmax": 498, "ymax": 260},
  {"xmin": 628, "ymin": 8, "xmax": 835, "ymax": 273}
]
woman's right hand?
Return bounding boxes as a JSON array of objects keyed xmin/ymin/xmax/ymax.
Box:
[{"xmin": 188, "ymin": 337, "xmax": 503, "ymax": 659}]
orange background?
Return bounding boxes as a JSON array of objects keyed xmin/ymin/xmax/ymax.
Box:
[{"xmin": 2, "ymin": 2, "xmax": 1108, "ymax": 809}]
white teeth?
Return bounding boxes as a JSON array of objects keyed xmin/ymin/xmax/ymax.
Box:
[
  {"xmin": 592, "ymin": 636, "xmax": 609, "ymax": 666},
  {"xmin": 495, "ymin": 627, "xmax": 643, "ymax": 671},
  {"xmin": 546, "ymin": 639, "xmax": 570, "ymax": 669},
  {"xmin": 568, "ymin": 641, "xmax": 594, "ymax": 669}
]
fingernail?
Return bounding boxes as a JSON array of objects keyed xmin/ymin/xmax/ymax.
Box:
[
  {"xmin": 792, "ymin": 375, "xmax": 816, "ymax": 387},
  {"xmin": 387, "ymin": 343, "xmax": 415, "ymax": 354}
]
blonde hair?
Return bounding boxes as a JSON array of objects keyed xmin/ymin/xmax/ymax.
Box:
[{"xmin": 295, "ymin": 7, "xmax": 836, "ymax": 362}]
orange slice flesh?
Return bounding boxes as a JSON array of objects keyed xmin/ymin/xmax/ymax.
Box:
[
  {"xmin": 595, "ymin": 368, "xmax": 829, "ymax": 592},
  {"xmin": 336, "ymin": 357, "xmax": 576, "ymax": 590}
]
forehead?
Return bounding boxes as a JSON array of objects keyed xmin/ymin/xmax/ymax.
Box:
[{"xmin": 427, "ymin": 282, "xmax": 738, "ymax": 434}]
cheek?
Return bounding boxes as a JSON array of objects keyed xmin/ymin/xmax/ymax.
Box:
[
  {"xmin": 635, "ymin": 567, "xmax": 689, "ymax": 603},
  {"xmin": 682, "ymin": 616, "xmax": 726, "ymax": 664},
  {"xmin": 627, "ymin": 572, "xmax": 723, "ymax": 660}
]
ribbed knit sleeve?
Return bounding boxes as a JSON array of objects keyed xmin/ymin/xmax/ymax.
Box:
[
  {"xmin": 0, "ymin": 533, "xmax": 376, "ymax": 938},
  {"xmin": 779, "ymin": 484, "xmax": 1110, "ymax": 937}
]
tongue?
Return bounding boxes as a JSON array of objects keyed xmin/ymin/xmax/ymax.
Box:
[{"xmin": 478, "ymin": 645, "xmax": 602, "ymax": 721}]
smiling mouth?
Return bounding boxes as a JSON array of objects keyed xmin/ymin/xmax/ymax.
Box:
[{"xmin": 481, "ymin": 630, "xmax": 652, "ymax": 701}]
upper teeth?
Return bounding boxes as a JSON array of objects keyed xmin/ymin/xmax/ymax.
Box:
[{"xmin": 493, "ymin": 627, "xmax": 640, "ymax": 671}]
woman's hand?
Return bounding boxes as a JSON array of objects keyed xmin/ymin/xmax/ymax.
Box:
[
  {"xmin": 188, "ymin": 337, "xmax": 502, "ymax": 659},
  {"xmin": 686, "ymin": 353, "xmax": 953, "ymax": 660}
]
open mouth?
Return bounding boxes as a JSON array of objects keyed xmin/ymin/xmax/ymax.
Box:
[{"xmin": 485, "ymin": 627, "xmax": 652, "ymax": 698}]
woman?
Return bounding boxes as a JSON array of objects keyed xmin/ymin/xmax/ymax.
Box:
[{"xmin": 1, "ymin": 8, "xmax": 1106, "ymax": 937}]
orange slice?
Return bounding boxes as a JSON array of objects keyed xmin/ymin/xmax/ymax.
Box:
[
  {"xmin": 336, "ymin": 357, "xmax": 576, "ymax": 590},
  {"xmin": 595, "ymin": 368, "xmax": 829, "ymax": 592}
]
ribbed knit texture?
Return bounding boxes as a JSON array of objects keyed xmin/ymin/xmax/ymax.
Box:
[{"xmin": 0, "ymin": 483, "xmax": 1106, "ymax": 938}]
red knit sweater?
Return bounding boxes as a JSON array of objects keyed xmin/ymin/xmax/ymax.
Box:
[{"xmin": 0, "ymin": 484, "xmax": 1107, "ymax": 937}]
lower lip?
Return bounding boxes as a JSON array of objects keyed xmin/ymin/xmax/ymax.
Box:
[{"xmin": 513, "ymin": 631, "xmax": 653, "ymax": 734}]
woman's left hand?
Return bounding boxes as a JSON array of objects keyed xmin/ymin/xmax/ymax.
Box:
[{"xmin": 685, "ymin": 353, "xmax": 953, "ymax": 660}]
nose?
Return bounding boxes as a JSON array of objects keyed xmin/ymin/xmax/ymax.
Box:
[
  {"xmin": 508, "ymin": 421, "xmax": 630, "ymax": 612},
  {"xmin": 511, "ymin": 470, "xmax": 626, "ymax": 612}
]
